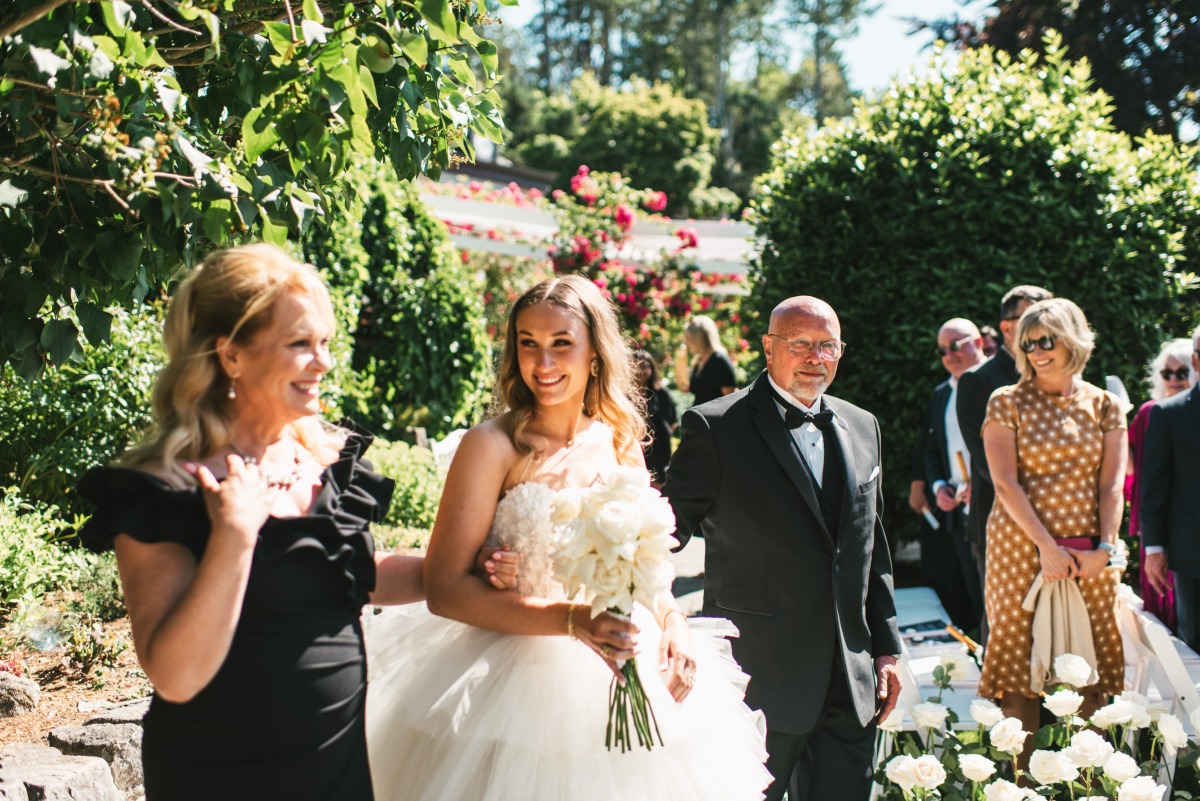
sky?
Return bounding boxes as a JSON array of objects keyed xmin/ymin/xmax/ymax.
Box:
[{"xmin": 495, "ymin": 0, "xmax": 996, "ymax": 97}]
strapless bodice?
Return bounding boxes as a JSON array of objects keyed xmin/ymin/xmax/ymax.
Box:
[{"xmin": 486, "ymin": 482, "xmax": 564, "ymax": 597}]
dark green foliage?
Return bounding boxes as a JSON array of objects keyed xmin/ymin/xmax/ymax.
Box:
[
  {"xmin": 367, "ymin": 438, "xmax": 443, "ymax": 531},
  {"xmin": 0, "ymin": 305, "xmax": 162, "ymax": 513},
  {"xmin": 304, "ymin": 162, "xmax": 491, "ymax": 438},
  {"xmin": 751, "ymin": 39, "xmax": 1200, "ymax": 542}
]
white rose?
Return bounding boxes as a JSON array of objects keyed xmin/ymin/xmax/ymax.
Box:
[
  {"xmin": 1120, "ymin": 691, "xmax": 1151, "ymax": 709},
  {"xmin": 970, "ymin": 698, "xmax": 1004, "ymax": 727},
  {"xmin": 1028, "ymin": 750, "xmax": 1079, "ymax": 786},
  {"xmin": 1118, "ymin": 776, "xmax": 1166, "ymax": 801},
  {"xmin": 912, "ymin": 701, "xmax": 950, "ymax": 730},
  {"xmin": 983, "ymin": 779, "xmax": 1027, "ymax": 801},
  {"xmin": 885, "ymin": 754, "xmax": 917, "ymax": 793},
  {"xmin": 1063, "ymin": 729, "xmax": 1114, "ymax": 768},
  {"xmin": 1093, "ymin": 699, "xmax": 1144, "ymax": 729},
  {"xmin": 989, "ymin": 717, "xmax": 1030, "ymax": 754},
  {"xmin": 958, "ymin": 754, "xmax": 997, "ymax": 782},
  {"xmin": 1043, "ymin": 689, "xmax": 1084, "ymax": 718},
  {"xmin": 1054, "ymin": 653, "xmax": 1096, "ymax": 688},
  {"xmin": 878, "ymin": 706, "xmax": 905, "ymax": 732},
  {"xmin": 910, "ymin": 755, "xmax": 947, "ymax": 791},
  {"xmin": 939, "ymin": 651, "xmax": 970, "ymax": 681},
  {"xmin": 1156, "ymin": 713, "xmax": 1188, "ymax": 753},
  {"xmin": 1103, "ymin": 751, "xmax": 1141, "ymax": 783}
]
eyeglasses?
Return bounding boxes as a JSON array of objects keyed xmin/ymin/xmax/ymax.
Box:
[
  {"xmin": 1161, "ymin": 367, "xmax": 1191, "ymax": 381},
  {"xmin": 1019, "ymin": 335, "xmax": 1057, "ymax": 354},
  {"xmin": 766, "ymin": 334, "xmax": 845, "ymax": 360},
  {"xmin": 936, "ymin": 335, "xmax": 976, "ymax": 357}
]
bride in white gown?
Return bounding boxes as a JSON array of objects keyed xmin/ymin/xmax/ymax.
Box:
[{"xmin": 365, "ymin": 275, "xmax": 770, "ymax": 801}]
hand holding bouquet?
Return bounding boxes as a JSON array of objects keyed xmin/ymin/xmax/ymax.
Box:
[{"xmin": 550, "ymin": 466, "xmax": 679, "ymax": 751}]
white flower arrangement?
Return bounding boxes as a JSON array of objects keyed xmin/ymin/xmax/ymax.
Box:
[
  {"xmin": 875, "ymin": 652, "xmax": 1194, "ymax": 801},
  {"xmin": 549, "ymin": 466, "xmax": 679, "ymax": 752}
]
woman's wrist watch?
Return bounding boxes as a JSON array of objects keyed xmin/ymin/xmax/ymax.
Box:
[{"xmin": 1097, "ymin": 541, "xmax": 1116, "ymax": 564}]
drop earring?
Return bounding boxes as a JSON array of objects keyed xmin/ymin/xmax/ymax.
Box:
[{"xmin": 227, "ymin": 380, "xmax": 237, "ymax": 400}]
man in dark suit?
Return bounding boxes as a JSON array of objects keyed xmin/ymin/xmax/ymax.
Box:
[
  {"xmin": 1141, "ymin": 326, "xmax": 1200, "ymax": 649},
  {"xmin": 662, "ymin": 296, "xmax": 902, "ymax": 801},
  {"xmin": 921, "ymin": 318, "xmax": 988, "ymax": 632},
  {"xmin": 955, "ymin": 285, "xmax": 1052, "ymax": 635}
]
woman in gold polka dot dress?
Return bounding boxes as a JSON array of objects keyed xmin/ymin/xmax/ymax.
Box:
[{"xmin": 979, "ymin": 298, "xmax": 1127, "ymax": 740}]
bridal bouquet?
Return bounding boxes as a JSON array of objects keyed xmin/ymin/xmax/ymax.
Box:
[{"xmin": 549, "ymin": 466, "xmax": 680, "ymax": 752}]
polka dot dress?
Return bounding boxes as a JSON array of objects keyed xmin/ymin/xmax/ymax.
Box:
[{"xmin": 978, "ymin": 379, "xmax": 1126, "ymax": 698}]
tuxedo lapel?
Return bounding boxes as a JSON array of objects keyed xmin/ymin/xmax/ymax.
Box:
[
  {"xmin": 824, "ymin": 407, "xmax": 857, "ymax": 537},
  {"xmin": 1186, "ymin": 385, "xmax": 1200, "ymax": 433},
  {"xmin": 750, "ymin": 378, "xmax": 830, "ymax": 540}
]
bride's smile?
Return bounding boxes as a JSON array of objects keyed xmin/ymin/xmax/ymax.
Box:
[{"xmin": 516, "ymin": 302, "xmax": 598, "ymax": 409}]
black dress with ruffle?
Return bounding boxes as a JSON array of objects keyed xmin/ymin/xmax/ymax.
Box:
[{"xmin": 76, "ymin": 431, "xmax": 394, "ymax": 801}]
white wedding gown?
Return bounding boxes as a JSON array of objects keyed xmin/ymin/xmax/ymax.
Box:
[{"xmin": 364, "ymin": 481, "xmax": 771, "ymax": 801}]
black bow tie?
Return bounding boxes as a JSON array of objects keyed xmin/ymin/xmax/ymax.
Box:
[{"xmin": 770, "ymin": 386, "xmax": 835, "ymax": 430}]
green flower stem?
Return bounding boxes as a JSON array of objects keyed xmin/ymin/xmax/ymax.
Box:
[{"xmin": 605, "ymin": 658, "xmax": 663, "ymax": 752}]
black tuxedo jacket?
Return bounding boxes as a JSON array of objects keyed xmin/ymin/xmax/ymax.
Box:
[
  {"xmin": 955, "ymin": 348, "xmax": 1020, "ymax": 546},
  {"xmin": 662, "ymin": 373, "xmax": 902, "ymax": 734},
  {"xmin": 923, "ymin": 379, "xmax": 963, "ymax": 536},
  {"xmin": 1140, "ymin": 384, "xmax": 1200, "ymax": 578}
]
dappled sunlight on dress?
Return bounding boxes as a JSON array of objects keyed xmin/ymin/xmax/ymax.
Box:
[{"xmin": 978, "ymin": 380, "xmax": 1126, "ymax": 698}]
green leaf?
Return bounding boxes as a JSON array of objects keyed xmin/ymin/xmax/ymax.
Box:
[
  {"xmin": 262, "ymin": 21, "xmax": 297, "ymax": 58},
  {"xmin": 448, "ymin": 57, "xmax": 477, "ymax": 89},
  {"xmin": 359, "ymin": 65, "xmax": 380, "ymax": 108},
  {"xmin": 397, "ymin": 32, "xmax": 428, "ymax": 67},
  {"xmin": 417, "ymin": 0, "xmax": 458, "ymax": 42},
  {"xmin": 100, "ymin": 0, "xmax": 133, "ymax": 34},
  {"xmin": 261, "ymin": 215, "xmax": 289, "ymax": 247},
  {"xmin": 243, "ymin": 105, "xmax": 282, "ymax": 162},
  {"xmin": 202, "ymin": 201, "xmax": 234, "ymax": 244},
  {"xmin": 95, "ymin": 231, "xmax": 143, "ymax": 282},
  {"xmin": 359, "ymin": 36, "xmax": 396, "ymax": 73},
  {"xmin": 302, "ymin": 0, "xmax": 324, "ymax": 23},
  {"xmin": 40, "ymin": 318, "xmax": 79, "ymax": 366},
  {"xmin": 76, "ymin": 302, "xmax": 114, "ymax": 345}
]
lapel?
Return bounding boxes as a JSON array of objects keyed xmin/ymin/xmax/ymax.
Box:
[
  {"xmin": 749, "ymin": 375, "xmax": 831, "ymax": 541},
  {"xmin": 824, "ymin": 398, "xmax": 858, "ymax": 537},
  {"xmin": 1186, "ymin": 385, "xmax": 1200, "ymax": 433}
]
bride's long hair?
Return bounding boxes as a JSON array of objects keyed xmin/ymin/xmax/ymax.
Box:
[{"xmin": 494, "ymin": 275, "xmax": 647, "ymax": 465}]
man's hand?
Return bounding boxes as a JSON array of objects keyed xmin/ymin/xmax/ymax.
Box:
[
  {"xmin": 935, "ymin": 485, "xmax": 959, "ymax": 512},
  {"xmin": 908, "ymin": 480, "xmax": 929, "ymax": 515},
  {"xmin": 1145, "ymin": 551, "xmax": 1171, "ymax": 595},
  {"xmin": 874, "ymin": 655, "xmax": 902, "ymax": 723}
]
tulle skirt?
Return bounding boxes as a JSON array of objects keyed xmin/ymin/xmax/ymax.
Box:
[{"xmin": 364, "ymin": 603, "xmax": 770, "ymax": 801}]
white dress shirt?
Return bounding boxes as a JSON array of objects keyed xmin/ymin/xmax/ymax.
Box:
[{"xmin": 767, "ymin": 374, "xmax": 825, "ymax": 487}]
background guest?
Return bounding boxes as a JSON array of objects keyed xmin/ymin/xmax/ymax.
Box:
[
  {"xmin": 979, "ymin": 298, "xmax": 1126, "ymax": 751},
  {"xmin": 635, "ymin": 349, "xmax": 679, "ymax": 485},
  {"xmin": 1127, "ymin": 338, "xmax": 1196, "ymax": 631},
  {"xmin": 675, "ymin": 315, "xmax": 738, "ymax": 405},
  {"xmin": 1141, "ymin": 326, "xmax": 1200, "ymax": 649},
  {"xmin": 979, "ymin": 325, "xmax": 1000, "ymax": 358},
  {"xmin": 956, "ymin": 285, "xmax": 1053, "ymax": 640}
]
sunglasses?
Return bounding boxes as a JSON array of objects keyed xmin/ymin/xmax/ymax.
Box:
[
  {"xmin": 1019, "ymin": 335, "xmax": 1057, "ymax": 354},
  {"xmin": 1161, "ymin": 367, "xmax": 1191, "ymax": 382},
  {"xmin": 935, "ymin": 335, "xmax": 975, "ymax": 357}
]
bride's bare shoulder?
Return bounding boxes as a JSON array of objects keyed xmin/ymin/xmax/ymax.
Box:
[{"xmin": 452, "ymin": 417, "xmax": 522, "ymax": 473}]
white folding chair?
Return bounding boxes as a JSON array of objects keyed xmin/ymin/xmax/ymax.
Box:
[{"xmin": 1134, "ymin": 609, "xmax": 1200, "ymax": 735}]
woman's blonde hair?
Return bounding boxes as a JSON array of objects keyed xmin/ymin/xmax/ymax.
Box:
[
  {"xmin": 494, "ymin": 275, "xmax": 646, "ymax": 465},
  {"xmin": 685, "ymin": 315, "xmax": 725, "ymax": 357},
  {"xmin": 122, "ymin": 243, "xmax": 343, "ymax": 476},
  {"xmin": 1148, "ymin": 338, "xmax": 1196, "ymax": 400},
  {"xmin": 1013, "ymin": 298, "xmax": 1095, "ymax": 380}
]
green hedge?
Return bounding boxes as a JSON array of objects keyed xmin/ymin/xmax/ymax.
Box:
[
  {"xmin": 305, "ymin": 162, "xmax": 492, "ymax": 439},
  {"xmin": 751, "ymin": 39, "xmax": 1200, "ymax": 543}
]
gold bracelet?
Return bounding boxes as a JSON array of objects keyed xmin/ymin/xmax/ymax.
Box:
[
  {"xmin": 662, "ymin": 608, "xmax": 687, "ymax": 628},
  {"xmin": 566, "ymin": 603, "xmax": 578, "ymax": 640}
]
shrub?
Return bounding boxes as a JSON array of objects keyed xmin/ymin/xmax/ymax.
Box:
[
  {"xmin": 0, "ymin": 491, "xmax": 85, "ymax": 611},
  {"xmin": 304, "ymin": 161, "xmax": 493, "ymax": 439},
  {"xmin": 0, "ymin": 305, "xmax": 162, "ymax": 512},
  {"xmin": 687, "ymin": 186, "xmax": 743, "ymax": 220},
  {"xmin": 368, "ymin": 438, "xmax": 444, "ymax": 531},
  {"xmin": 751, "ymin": 38, "xmax": 1200, "ymax": 544}
]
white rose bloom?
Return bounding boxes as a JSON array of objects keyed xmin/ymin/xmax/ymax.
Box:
[
  {"xmin": 939, "ymin": 651, "xmax": 970, "ymax": 681},
  {"xmin": 1103, "ymin": 752, "xmax": 1141, "ymax": 783},
  {"xmin": 1093, "ymin": 699, "xmax": 1142, "ymax": 729},
  {"xmin": 1063, "ymin": 729, "xmax": 1114, "ymax": 768},
  {"xmin": 912, "ymin": 702, "xmax": 950, "ymax": 730},
  {"xmin": 877, "ymin": 707, "xmax": 905, "ymax": 732},
  {"xmin": 970, "ymin": 698, "xmax": 1004, "ymax": 727},
  {"xmin": 989, "ymin": 717, "xmax": 1030, "ymax": 754},
  {"xmin": 1043, "ymin": 689, "xmax": 1084, "ymax": 718},
  {"xmin": 1028, "ymin": 750, "xmax": 1079, "ymax": 786},
  {"xmin": 1117, "ymin": 776, "xmax": 1166, "ymax": 801},
  {"xmin": 1120, "ymin": 691, "xmax": 1151, "ymax": 709},
  {"xmin": 885, "ymin": 755, "xmax": 918, "ymax": 794},
  {"xmin": 983, "ymin": 779, "xmax": 1027, "ymax": 801},
  {"xmin": 910, "ymin": 755, "xmax": 947, "ymax": 791},
  {"xmin": 1156, "ymin": 713, "xmax": 1188, "ymax": 753},
  {"xmin": 1054, "ymin": 653, "xmax": 1096, "ymax": 688},
  {"xmin": 959, "ymin": 754, "xmax": 997, "ymax": 782}
]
